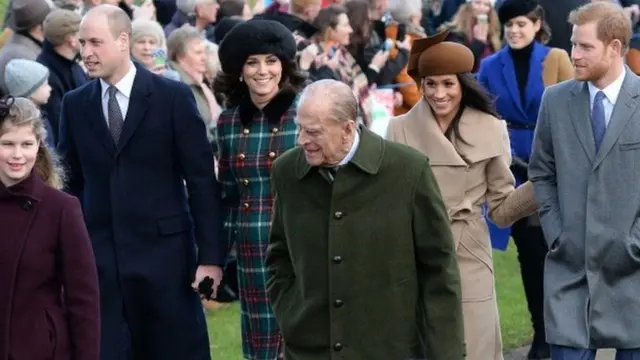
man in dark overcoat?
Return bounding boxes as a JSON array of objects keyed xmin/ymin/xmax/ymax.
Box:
[
  {"xmin": 265, "ymin": 79, "xmax": 465, "ymax": 360},
  {"xmin": 57, "ymin": 5, "xmax": 224, "ymax": 360}
]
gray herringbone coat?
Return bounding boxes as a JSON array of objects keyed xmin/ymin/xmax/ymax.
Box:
[{"xmin": 529, "ymin": 69, "xmax": 640, "ymax": 349}]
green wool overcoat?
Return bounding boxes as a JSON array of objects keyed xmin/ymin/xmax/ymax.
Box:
[{"xmin": 265, "ymin": 127, "xmax": 466, "ymax": 360}]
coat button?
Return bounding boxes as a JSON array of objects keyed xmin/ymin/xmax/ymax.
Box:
[
  {"xmin": 333, "ymin": 342, "xmax": 343, "ymax": 351},
  {"xmin": 268, "ymin": 151, "xmax": 276, "ymax": 159},
  {"xmin": 238, "ymin": 153, "xmax": 245, "ymax": 160},
  {"xmin": 243, "ymin": 202, "xmax": 249, "ymax": 209},
  {"xmin": 22, "ymin": 200, "xmax": 33, "ymax": 210},
  {"xmin": 242, "ymin": 178, "xmax": 249, "ymax": 185},
  {"xmin": 332, "ymin": 255, "xmax": 342, "ymax": 264},
  {"xmin": 272, "ymin": 127, "xmax": 279, "ymax": 133},
  {"xmin": 243, "ymin": 128, "xmax": 250, "ymax": 135},
  {"xmin": 333, "ymin": 299, "xmax": 344, "ymax": 308},
  {"xmin": 334, "ymin": 211, "xmax": 343, "ymax": 219}
]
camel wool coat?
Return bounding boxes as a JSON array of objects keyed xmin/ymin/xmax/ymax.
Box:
[{"xmin": 387, "ymin": 101, "xmax": 537, "ymax": 360}]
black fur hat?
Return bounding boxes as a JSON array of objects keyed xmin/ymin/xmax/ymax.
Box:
[
  {"xmin": 218, "ymin": 19, "xmax": 297, "ymax": 75},
  {"xmin": 498, "ymin": 0, "xmax": 539, "ymax": 26}
]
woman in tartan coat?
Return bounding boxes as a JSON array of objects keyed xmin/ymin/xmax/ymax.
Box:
[{"xmin": 214, "ymin": 19, "xmax": 307, "ymax": 360}]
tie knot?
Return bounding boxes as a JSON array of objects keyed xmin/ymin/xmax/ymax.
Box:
[
  {"xmin": 108, "ymin": 86, "xmax": 118, "ymax": 97},
  {"xmin": 595, "ymin": 91, "xmax": 606, "ymax": 102}
]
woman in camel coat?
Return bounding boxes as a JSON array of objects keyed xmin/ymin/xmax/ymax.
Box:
[{"xmin": 386, "ymin": 30, "xmax": 537, "ymax": 360}]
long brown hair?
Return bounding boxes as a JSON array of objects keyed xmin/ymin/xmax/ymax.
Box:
[
  {"xmin": 344, "ymin": 0, "xmax": 371, "ymax": 57},
  {"xmin": 0, "ymin": 96, "xmax": 65, "ymax": 189}
]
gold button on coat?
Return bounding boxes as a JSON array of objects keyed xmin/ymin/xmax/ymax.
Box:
[
  {"xmin": 271, "ymin": 127, "xmax": 279, "ymax": 133},
  {"xmin": 243, "ymin": 128, "xmax": 250, "ymax": 135},
  {"xmin": 242, "ymin": 179, "xmax": 249, "ymax": 185},
  {"xmin": 268, "ymin": 152, "xmax": 276, "ymax": 159},
  {"xmin": 238, "ymin": 153, "xmax": 245, "ymax": 160}
]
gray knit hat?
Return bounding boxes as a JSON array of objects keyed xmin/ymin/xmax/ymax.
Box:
[{"xmin": 4, "ymin": 59, "xmax": 50, "ymax": 98}]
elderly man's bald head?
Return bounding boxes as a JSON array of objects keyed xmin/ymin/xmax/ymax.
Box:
[
  {"xmin": 298, "ymin": 80, "xmax": 359, "ymax": 124},
  {"xmin": 84, "ymin": 4, "xmax": 132, "ymax": 39}
]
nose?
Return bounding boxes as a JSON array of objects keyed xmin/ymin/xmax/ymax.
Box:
[
  {"xmin": 433, "ymin": 86, "xmax": 446, "ymax": 99},
  {"xmin": 297, "ymin": 132, "xmax": 309, "ymax": 147},
  {"xmin": 81, "ymin": 44, "xmax": 92, "ymax": 59},
  {"xmin": 257, "ymin": 62, "xmax": 268, "ymax": 74}
]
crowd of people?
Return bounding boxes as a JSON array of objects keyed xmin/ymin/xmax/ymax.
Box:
[{"xmin": 2, "ymin": 0, "xmax": 640, "ymax": 359}]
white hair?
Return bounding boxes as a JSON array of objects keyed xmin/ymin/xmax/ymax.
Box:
[{"xmin": 388, "ymin": 0, "xmax": 422, "ymax": 24}]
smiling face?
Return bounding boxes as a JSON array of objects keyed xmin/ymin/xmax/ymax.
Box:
[
  {"xmin": 328, "ymin": 13, "xmax": 353, "ymax": 46},
  {"xmin": 570, "ymin": 21, "xmax": 618, "ymax": 83},
  {"xmin": 0, "ymin": 124, "xmax": 39, "ymax": 187},
  {"xmin": 422, "ymin": 75, "xmax": 462, "ymax": 120},
  {"xmin": 295, "ymin": 98, "xmax": 356, "ymax": 167},
  {"xmin": 242, "ymin": 54, "xmax": 283, "ymax": 101},
  {"xmin": 504, "ymin": 15, "xmax": 540, "ymax": 49},
  {"xmin": 469, "ymin": 0, "xmax": 492, "ymax": 16}
]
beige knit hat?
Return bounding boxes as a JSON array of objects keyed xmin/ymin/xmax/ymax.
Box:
[{"xmin": 43, "ymin": 9, "xmax": 82, "ymax": 46}]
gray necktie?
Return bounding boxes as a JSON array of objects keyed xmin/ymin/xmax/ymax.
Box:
[
  {"xmin": 591, "ymin": 91, "xmax": 606, "ymax": 151},
  {"xmin": 107, "ymin": 86, "xmax": 124, "ymax": 144}
]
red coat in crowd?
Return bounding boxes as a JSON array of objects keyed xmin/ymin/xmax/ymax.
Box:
[{"xmin": 0, "ymin": 172, "xmax": 100, "ymax": 360}]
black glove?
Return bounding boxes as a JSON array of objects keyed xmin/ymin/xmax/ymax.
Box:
[{"xmin": 198, "ymin": 276, "xmax": 215, "ymax": 301}]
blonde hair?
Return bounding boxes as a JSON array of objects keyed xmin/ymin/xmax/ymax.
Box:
[
  {"xmin": 439, "ymin": 3, "xmax": 502, "ymax": 52},
  {"xmin": 0, "ymin": 97, "xmax": 65, "ymax": 189},
  {"xmin": 569, "ymin": 1, "xmax": 632, "ymax": 53}
]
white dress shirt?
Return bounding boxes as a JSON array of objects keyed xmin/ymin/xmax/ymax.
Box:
[
  {"xmin": 339, "ymin": 130, "xmax": 360, "ymax": 165},
  {"xmin": 588, "ymin": 68, "xmax": 626, "ymax": 126},
  {"xmin": 100, "ymin": 61, "xmax": 137, "ymax": 124}
]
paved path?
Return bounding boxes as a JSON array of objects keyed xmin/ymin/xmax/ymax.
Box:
[{"xmin": 504, "ymin": 346, "xmax": 616, "ymax": 360}]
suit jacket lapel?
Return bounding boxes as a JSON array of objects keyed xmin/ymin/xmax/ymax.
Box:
[
  {"xmin": 500, "ymin": 49, "xmax": 525, "ymax": 117},
  {"xmin": 593, "ymin": 70, "xmax": 640, "ymax": 169},
  {"xmin": 87, "ymin": 80, "xmax": 116, "ymax": 155},
  {"xmin": 569, "ymin": 81, "xmax": 596, "ymax": 164},
  {"xmin": 116, "ymin": 64, "xmax": 151, "ymax": 155}
]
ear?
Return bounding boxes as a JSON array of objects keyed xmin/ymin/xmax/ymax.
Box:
[
  {"xmin": 609, "ymin": 39, "xmax": 623, "ymax": 57},
  {"xmin": 533, "ymin": 19, "xmax": 541, "ymax": 33}
]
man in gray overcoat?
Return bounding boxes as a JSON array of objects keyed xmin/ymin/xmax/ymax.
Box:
[
  {"xmin": 266, "ymin": 79, "xmax": 465, "ymax": 360},
  {"xmin": 529, "ymin": 2, "xmax": 640, "ymax": 359}
]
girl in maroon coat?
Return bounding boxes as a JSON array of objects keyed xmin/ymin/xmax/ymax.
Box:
[{"xmin": 0, "ymin": 96, "xmax": 100, "ymax": 360}]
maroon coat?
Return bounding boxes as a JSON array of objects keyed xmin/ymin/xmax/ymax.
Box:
[{"xmin": 0, "ymin": 171, "xmax": 100, "ymax": 360}]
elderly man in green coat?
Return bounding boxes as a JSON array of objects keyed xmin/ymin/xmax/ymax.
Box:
[{"xmin": 266, "ymin": 79, "xmax": 465, "ymax": 360}]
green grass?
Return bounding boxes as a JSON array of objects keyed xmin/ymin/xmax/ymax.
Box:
[
  {"xmin": 0, "ymin": 0, "xmax": 531, "ymax": 355},
  {"xmin": 205, "ymin": 243, "xmax": 532, "ymax": 358}
]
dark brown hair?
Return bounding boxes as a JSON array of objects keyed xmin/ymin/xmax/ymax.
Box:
[
  {"xmin": 424, "ymin": 73, "xmax": 500, "ymax": 148},
  {"xmin": 344, "ymin": 0, "xmax": 371, "ymax": 57},
  {"xmin": 312, "ymin": 4, "xmax": 347, "ymax": 42},
  {"xmin": 525, "ymin": 5, "xmax": 552, "ymax": 45},
  {"xmin": 213, "ymin": 59, "xmax": 307, "ymax": 107},
  {"xmin": 0, "ymin": 96, "xmax": 64, "ymax": 189},
  {"xmin": 217, "ymin": 0, "xmax": 245, "ymax": 22}
]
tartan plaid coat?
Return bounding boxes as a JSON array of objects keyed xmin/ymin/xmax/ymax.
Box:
[{"xmin": 217, "ymin": 90, "xmax": 298, "ymax": 360}]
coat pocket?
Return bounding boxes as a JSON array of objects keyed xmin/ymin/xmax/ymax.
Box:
[
  {"xmin": 619, "ymin": 140, "xmax": 640, "ymax": 151},
  {"xmin": 457, "ymin": 224, "xmax": 494, "ymax": 302},
  {"xmin": 157, "ymin": 213, "xmax": 193, "ymax": 236},
  {"xmin": 44, "ymin": 307, "xmax": 69, "ymax": 360}
]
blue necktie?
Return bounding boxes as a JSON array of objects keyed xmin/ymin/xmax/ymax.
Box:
[{"xmin": 592, "ymin": 91, "xmax": 606, "ymax": 151}]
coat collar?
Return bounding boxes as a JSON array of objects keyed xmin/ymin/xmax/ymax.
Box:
[
  {"xmin": 498, "ymin": 41, "xmax": 549, "ymax": 116},
  {"xmin": 238, "ymin": 90, "xmax": 297, "ymax": 127},
  {"xmin": 296, "ymin": 125, "xmax": 383, "ymax": 179},
  {"xmin": 0, "ymin": 170, "xmax": 45, "ymax": 202},
  {"xmin": 398, "ymin": 99, "xmax": 505, "ymax": 166}
]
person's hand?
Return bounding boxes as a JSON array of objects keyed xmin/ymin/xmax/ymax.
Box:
[
  {"xmin": 473, "ymin": 22, "xmax": 489, "ymax": 42},
  {"xmin": 134, "ymin": 0, "xmax": 156, "ymax": 20},
  {"xmin": 393, "ymin": 91, "xmax": 403, "ymax": 107},
  {"xmin": 324, "ymin": 54, "xmax": 340, "ymax": 70},
  {"xmin": 149, "ymin": 64, "xmax": 166, "ymax": 75},
  {"xmin": 371, "ymin": 50, "xmax": 390, "ymax": 69},
  {"xmin": 299, "ymin": 46, "xmax": 316, "ymax": 70},
  {"xmin": 192, "ymin": 265, "xmax": 223, "ymax": 299},
  {"xmin": 397, "ymin": 36, "xmax": 412, "ymax": 51}
]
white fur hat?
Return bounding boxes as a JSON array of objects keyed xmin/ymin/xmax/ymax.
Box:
[{"xmin": 388, "ymin": 0, "xmax": 422, "ymax": 24}]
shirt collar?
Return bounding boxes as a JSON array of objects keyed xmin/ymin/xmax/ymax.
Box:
[
  {"xmin": 100, "ymin": 61, "xmax": 137, "ymax": 99},
  {"xmin": 339, "ymin": 130, "xmax": 360, "ymax": 166},
  {"xmin": 588, "ymin": 67, "xmax": 626, "ymax": 105}
]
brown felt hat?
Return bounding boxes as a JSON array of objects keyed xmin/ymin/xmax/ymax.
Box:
[{"xmin": 407, "ymin": 29, "xmax": 474, "ymax": 84}]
